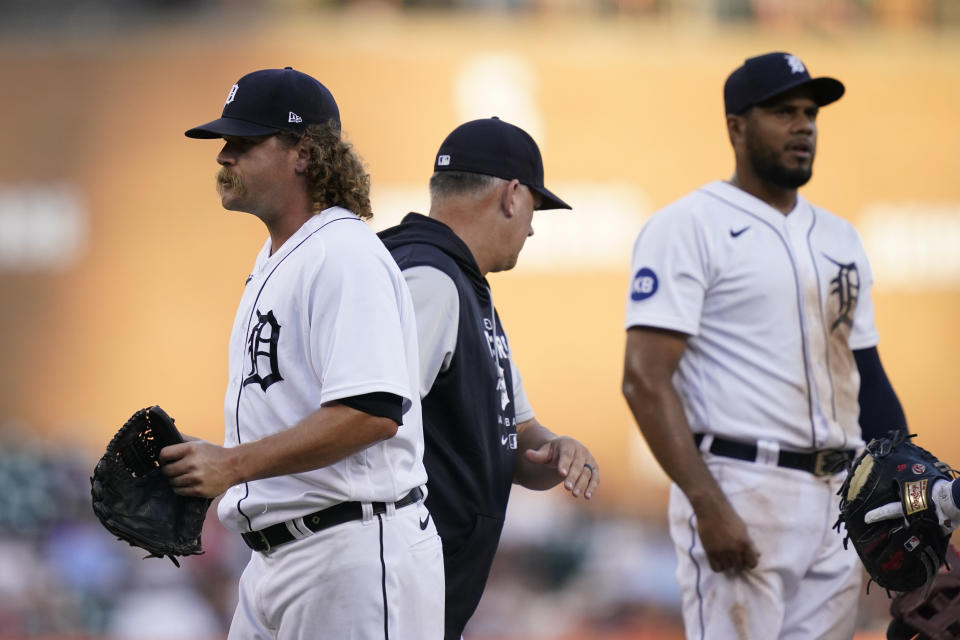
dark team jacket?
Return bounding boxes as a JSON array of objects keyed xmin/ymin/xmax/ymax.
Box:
[{"xmin": 379, "ymin": 213, "xmax": 518, "ymax": 640}]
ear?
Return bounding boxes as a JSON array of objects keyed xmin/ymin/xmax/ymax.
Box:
[
  {"xmin": 499, "ymin": 179, "xmax": 521, "ymax": 218},
  {"xmin": 293, "ymin": 139, "xmax": 312, "ymax": 174},
  {"xmin": 727, "ymin": 113, "xmax": 745, "ymax": 148}
]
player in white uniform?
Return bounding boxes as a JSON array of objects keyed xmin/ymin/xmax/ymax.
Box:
[
  {"xmin": 622, "ymin": 53, "xmax": 910, "ymax": 639},
  {"xmin": 160, "ymin": 67, "xmax": 444, "ymax": 639}
]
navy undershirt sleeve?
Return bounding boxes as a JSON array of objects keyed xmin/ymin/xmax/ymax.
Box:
[
  {"xmin": 853, "ymin": 346, "xmax": 907, "ymax": 443},
  {"xmin": 338, "ymin": 392, "xmax": 403, "ymax": 425}
]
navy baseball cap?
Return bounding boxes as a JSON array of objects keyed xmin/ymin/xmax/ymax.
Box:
[
  {"xmin": 724, "ymin": 52, "xmax": 845, "ymax": 115},
  {"xmin": 185, "ymin": 67, "xmax": 340, "ymax": 139},
  {"xmin": 434, "ymin": 118, "xmax": 571, "ymax": 211}
]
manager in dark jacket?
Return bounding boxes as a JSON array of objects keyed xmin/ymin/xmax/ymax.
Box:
[{"xmin": 379, "ymin": 117, "xmax": 600, "ymax": 640}]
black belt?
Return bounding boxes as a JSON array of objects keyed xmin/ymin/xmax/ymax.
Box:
[
  {"xmin": 693, "ymin": 434, "xmax": 854, "ymax": 477},
  {"xmin": 241, "ymin": 486, "xmax": 424, "ymax": 552}
]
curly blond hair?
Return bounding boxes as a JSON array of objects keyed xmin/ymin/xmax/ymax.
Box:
[{"xmin": 278, "ymin": 122, "xmax": 372, "ymax": 219}]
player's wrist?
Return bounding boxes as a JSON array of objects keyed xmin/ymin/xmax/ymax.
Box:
[
  {"xmin": 686, "ymin": 489, "xmax": 732, "ymax": 516},
  {"xmin": 225, "ymin": 443, "xmax": 253, "ymax": 486}
]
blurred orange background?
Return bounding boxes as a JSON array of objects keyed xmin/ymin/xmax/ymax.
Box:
[{"xmin": 2, "ymin": 16, "xmax": 958, "ymax": 512}]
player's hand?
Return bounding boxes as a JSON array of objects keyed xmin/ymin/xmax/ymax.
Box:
[
  {"xmin": 694, "ymin": 498, "xmax": 760, "ymax": 574},
  {"xmin": 523, "ymin": 436, "xmax": 599, "ymax": 499},
  {"xmin": 866, "ymin": 479, "xmax": 957, "ymax": 535},
  {"xmin": 160, "ymin": 441, "xmax": 238, "ymax": 499}
]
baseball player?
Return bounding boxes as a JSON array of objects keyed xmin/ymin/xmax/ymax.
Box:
[
  {"xmin": 378, "ymin": 118, "xmax": 600, "ymax": 639},
  {"xmin": 159, "ymin": 67, "xmax": 444, "ymax": 639},
  {"xmin": 622, "ymin": 52, "xmax": 910, "ymax": 639}
]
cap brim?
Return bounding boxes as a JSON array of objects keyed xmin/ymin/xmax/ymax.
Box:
[
  {"xmin": 806, "ymin": 76, "xmax": 845, "ymax": 107},
  {"xmin": 184, "ymin": 117, "xmax": 281, "ymax": 139},
  {"xmin": 531, "ymin": 185, "xmax": 572, "ymax": 211},
  {"xmin": 755, "ymin": 76, "xmax": 846, "ymax": 110}
]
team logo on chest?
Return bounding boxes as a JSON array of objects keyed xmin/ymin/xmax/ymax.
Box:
[
  {"xmin": 243, "ymin": 309, "xmax": 284, "ymax": 391},
  {"xmin": 824, "ymin": 255, "xmax": 860, "ymax": 332}
]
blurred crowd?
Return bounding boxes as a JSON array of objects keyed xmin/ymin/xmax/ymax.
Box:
[
  {"xmin": 0, "ymin": 424, "xmax": 242, "ymax": 639},
  {"xmin": 0, "ymin": 0, "xmax": 956, "ymax": 32}
]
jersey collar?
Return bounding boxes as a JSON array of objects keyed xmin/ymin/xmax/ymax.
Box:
[
  {"xmin": 251, "ymin": 207, "xmax": 360, "ymax": 277},
  {"xmin": 701, "ymin": 180, "xmax": 809, "ymax": 228}
]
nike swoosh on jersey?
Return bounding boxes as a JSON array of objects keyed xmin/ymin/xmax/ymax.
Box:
[
  {"xmin": 730, "ymin": 226, "xmax": 750, "ymax": 238},
  {"xmin": 419, "ymin": 513, "xmax": 430, "ymax": 530},
  {"xmin": 500, "ymin": 435, "xmax": 509, "ymax": 445}
]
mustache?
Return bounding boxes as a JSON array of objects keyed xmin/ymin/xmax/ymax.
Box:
[{"xmin": 216, "ymin": 168, "xmax": 245, "ymax": 196}]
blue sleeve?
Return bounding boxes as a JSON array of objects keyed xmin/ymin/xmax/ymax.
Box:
[
  {"xmin": 853, "ymin": 346, "xmax": 907, "ymax": 443},
  {"xmin": 338, "ymin": 392, "xmax": 403, "ymax": 425}
]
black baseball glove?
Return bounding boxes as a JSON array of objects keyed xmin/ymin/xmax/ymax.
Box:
[
  {"xmin": 90, "ymin": 406, "xmax": 210, "ymax": 566},
  {"xmin": 836, "ymin": 430, "xmax": 957, "ymax": 594}
]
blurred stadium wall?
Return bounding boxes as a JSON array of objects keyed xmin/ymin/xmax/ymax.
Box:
[{"xmin": 0, "ymin": 6, "xmax": 958, "ymax": 517}]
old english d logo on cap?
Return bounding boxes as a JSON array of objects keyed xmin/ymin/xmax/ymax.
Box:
[
  {"xmin": 186, "ymin": 67, "xmax": 340, "ymax": 139},
  {"xmin": 785, "ymin": 54, "xmax": 806, "ymax": 74},
  {"xmin": 723, "ymin": 52, "xmax": 845, "ymax": 115}
]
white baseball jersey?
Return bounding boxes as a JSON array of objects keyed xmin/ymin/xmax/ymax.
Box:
[
  {"xmin": 218, "ymin": 206, "xmax": 428, "ymax": 533},
  {"xmin": 627, "ymin": 181, "xmax": 872, "ymax": 639},
  {"xmin": 625, "ymin": 180, "xmax": 878, "ymax": 452},
  {"xmin": 401, "ymin": 264, "xmax": 534, "ymax": 422}
]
